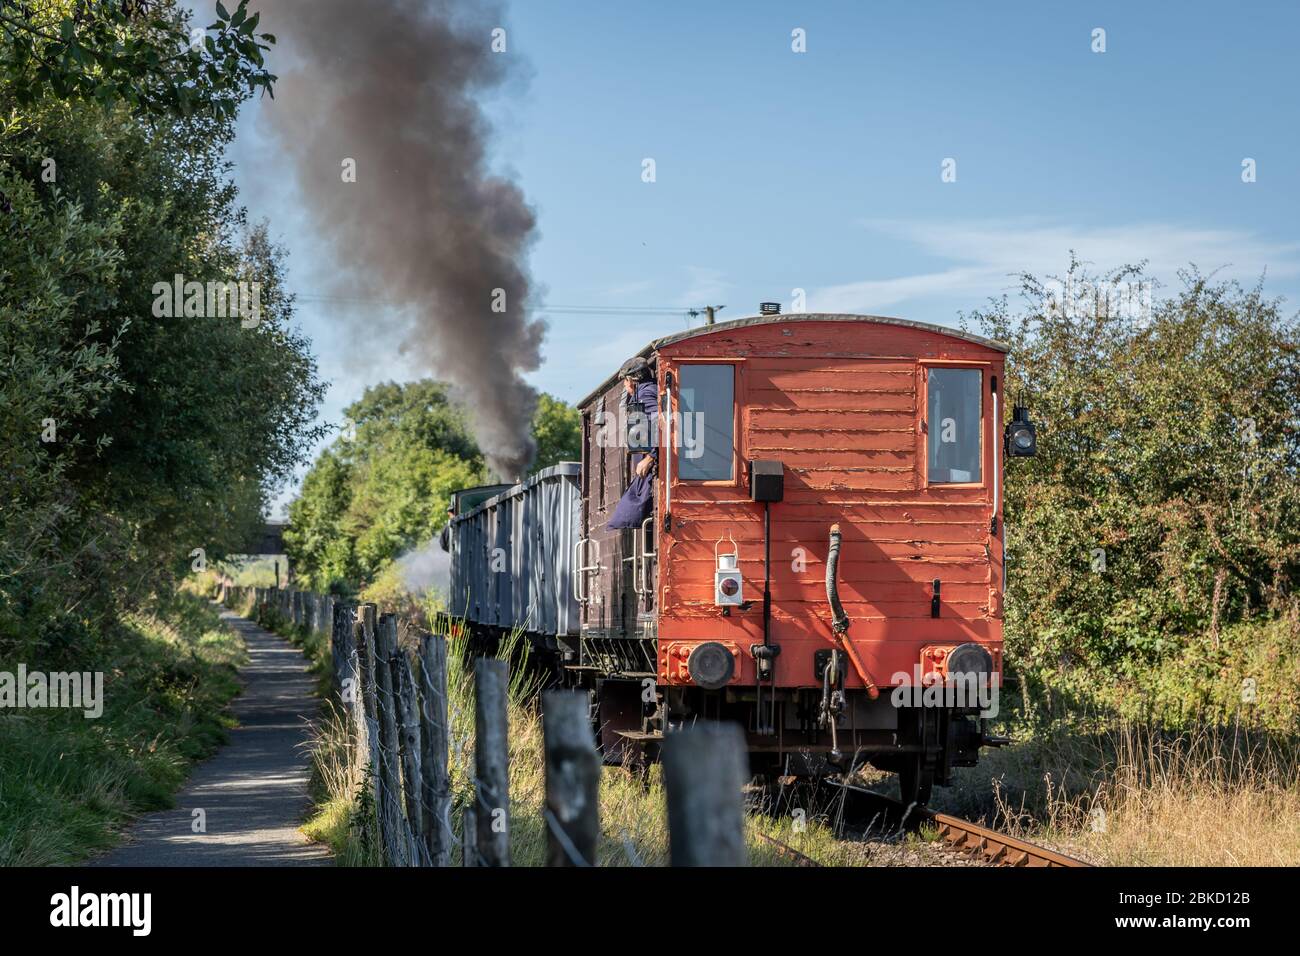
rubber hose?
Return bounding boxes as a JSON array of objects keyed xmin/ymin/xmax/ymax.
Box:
[{"xmin": 826, "ymin": 523, "xmax": 850, "ymax": 633}]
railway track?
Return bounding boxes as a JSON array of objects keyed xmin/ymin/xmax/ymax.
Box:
[
  {"xmin": 823, "ymin": 782, "xmax": 1091, "ymax": 868},
  {"xmin": 922, "ymin": 810, "xmax": 1089, "ymax": 868},
  {"xmin": 755, "ymin": 831, "xmax": 822, "ymax": 867}
]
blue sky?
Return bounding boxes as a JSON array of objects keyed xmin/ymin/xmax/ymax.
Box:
[{"xmin": 221, "ymin": 1, "xmax": 1300, "ymax": 514}]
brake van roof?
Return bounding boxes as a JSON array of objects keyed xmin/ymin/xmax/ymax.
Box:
[{"xmin": 576, "ymin": 312, "xmax": 1009, "ymax": 409}]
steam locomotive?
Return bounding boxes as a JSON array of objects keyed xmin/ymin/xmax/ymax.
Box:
[{"xmin": 442, "ymin": 310, "xmax": 1035, "ymax": 805}]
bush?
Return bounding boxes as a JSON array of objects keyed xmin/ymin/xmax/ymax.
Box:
[
  {"xmin": 0, "ymin": 592, "xmax": 245, "ymax": 865},
  {"xmin": 966, "ymin": 259, "xmax": 1300, "ymax": 728}
]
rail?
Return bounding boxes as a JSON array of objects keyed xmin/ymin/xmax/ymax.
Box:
[
  {"xmin": 924, "ymin": 810, "xmax": 1090, "ymax": 868},
  {"xmin": 832, "ymin": 780, "xmax": 1091, "ymax": 868}
]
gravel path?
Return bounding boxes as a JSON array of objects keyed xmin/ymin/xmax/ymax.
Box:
[{"xmin": 93, "ymin": 610, "xmax": 332, "ymax": 867}]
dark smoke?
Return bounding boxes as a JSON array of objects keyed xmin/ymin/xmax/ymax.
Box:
[{"xmin": 262, "ymin": 0, "xmax": 543, "ymax": 478}]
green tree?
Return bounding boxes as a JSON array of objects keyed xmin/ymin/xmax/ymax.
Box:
[
  {"xmin": 966, "ymin": 259, "xmax": 1300, "ymax": 709},
  {"xmin": 285, "ymin": 381, "xmax": 486, "ymax": 592},
  {"xmin": 0, "ymin": 0, "xmax": 323, "ymax": 648},
  {"xmin": 530, "ymin": 391, "xmax": 581, "ymax": 474},
  {"xmin": 285, "ymin": 380, "xmax": 582, "ymax": 593},
  {"xmin": 0, "ymin": 0, "xmax": 275, "ymax": 118}
]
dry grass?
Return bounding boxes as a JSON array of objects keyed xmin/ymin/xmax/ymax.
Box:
[
  {"xmin": 306, "ymin": 672, "xmax": 1300, "ymax": 867},
  {"xmin": 950, "ymin": 722, "xmax": 1300, "ymax": 866},
  {"xmin": 292, "ymin": 590, "xmax": 1300, "ymax": 867},
  {"xmin": 302, "ymin": 619, "xmax": 886, "ymax": 866},
  {"xmin": 302, "ymin": 701, "xmax": 383, "ymax": 866}
]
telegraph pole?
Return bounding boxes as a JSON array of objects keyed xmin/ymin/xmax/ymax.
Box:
[{"xmin": 686, "ymin": 304, "xmax": 725, "ymax": 327}]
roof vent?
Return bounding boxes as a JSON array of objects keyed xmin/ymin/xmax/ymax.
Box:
[{"xmin": 759, "ymin": 302, "xmax": 781, "ymax": 315}]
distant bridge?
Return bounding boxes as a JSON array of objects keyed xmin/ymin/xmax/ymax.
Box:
[{"xmin": 240, "ymin": 521, "xmax": 288, "ymax": 556}]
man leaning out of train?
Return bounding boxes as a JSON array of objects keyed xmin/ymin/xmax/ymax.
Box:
[{"xmin": 607, "ymin": 356, "xmax": 657, "ymax": 530}]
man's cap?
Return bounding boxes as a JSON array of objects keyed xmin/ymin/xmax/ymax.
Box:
[{"xmin": 618, "ymin": 356, "xmax": 651, "ymax": 379}]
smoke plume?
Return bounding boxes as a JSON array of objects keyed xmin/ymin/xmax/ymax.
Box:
[
  {"xmin": 396, "ymin": 542, "xmax": 451, "ymax": 598},
  {"xmin": 262, "ymin": 0, "xmax": 543, "ymax": 478}
]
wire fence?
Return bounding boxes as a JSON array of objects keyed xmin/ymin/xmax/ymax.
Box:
[{"xmin": 223, "ymin": 584, "xmax": 749, "ymax": 867}]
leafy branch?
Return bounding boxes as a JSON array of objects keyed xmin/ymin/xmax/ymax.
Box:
[{"xmin": 0, "ymin": 0, "xmax": 276, "ymax": 119}]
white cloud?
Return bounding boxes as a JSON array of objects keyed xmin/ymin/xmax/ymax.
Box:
[{"xmin": 811, "ymin": 219, "xmax": 1300, "ymax": 315}]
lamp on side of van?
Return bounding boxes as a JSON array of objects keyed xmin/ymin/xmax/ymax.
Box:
[{"xmin": 1005, "ymin": 404, "xmax": 1037, "ymax": 457}]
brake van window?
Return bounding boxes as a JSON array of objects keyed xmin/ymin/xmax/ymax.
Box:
[
  {"xmin": 927, "ymin": 368, "xmax": 982, "ymax": 483},
  {"xmin": 677, "ymin": 364, "xmax": 734, "ymax": 480}
]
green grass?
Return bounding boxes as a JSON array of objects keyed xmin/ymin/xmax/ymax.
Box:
[
  {"xmin": 0, "ymin": 590, "xmax": 246, "ymax": 865},
  {"xmin": 300, "ymin": 701, "xmax": 384, "ymax": 866},
  {"xmin": 1012, "ymin": 614, "xmax": 1300, "ymax": 735}
]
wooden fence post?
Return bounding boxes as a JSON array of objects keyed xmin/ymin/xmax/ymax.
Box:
[
  {"xmin": 462, "ymin": 805, "xmax": 477, "ymax": 868},
  {"xmin": 331, "ymin": 602, "xmax": 355, "ymax": 703},
  {"xmin": 542, "ymin": 689, "xmax": 599, "ymax": 867},
  {"xmin": 418, "ymin": 629, "xmax": 453, "ymax": 866},
  {"xmin": 354, "ymin": 605, "xmax": 384, "ymax": 849},
  {"xmin": 354, "ymin": 603, "xmax": 376, "ymax": 737},
  {"xmin": 662, "ymin": 722, "xmax": 749, "ymax": 867},
  {"xmin": 373, "ymin": 613, "xmax": 409, "ymax": 866},
  {"xmin": 474, "ymin": 657, "xmax": 510, "ymax": 867},
  {"xmin": 328, "ymin": 600, "xmax": 340, "ymax": 693},
  {"xmin": 337, "ymin": 606, "xmax": 363, "ymax": 773},
  {"xmin": 391, "ymin": 645, "xmax": 426, "ymax": 861}
]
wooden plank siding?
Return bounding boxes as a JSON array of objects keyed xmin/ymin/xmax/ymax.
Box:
[
  {"xmin": 579, "ymin": 380, "xmax": 653, "ymax": 641},
  {"xmin": 653, "ymin": 318, "xmax": 1005, "ymax": 689}
]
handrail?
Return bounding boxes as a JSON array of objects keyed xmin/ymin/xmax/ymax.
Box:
[
  {"xmin": 628, "ymin": 534, "xmax": 644, "ymax": 596},
  {"xmin": 992, "ymin": 385, "xmax": 1005, "ymax": 594},
  {"xmin": 991, "ymin": 385, "xmax": 1000, "ymax": 526},
  {"xmin": 572, "ymin": 539, "xmax": 584, "ymax": 602},
  {"xmin": 662, "ymin": 378, "xmax": 672, "ymax": 530},
  {"xmin": 573, "ymin": 537, "xmax": 601, "ymax": 604},
  {"xmin": 638, "ymin": 515, "xmax": 657, "ymax": 595}
]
